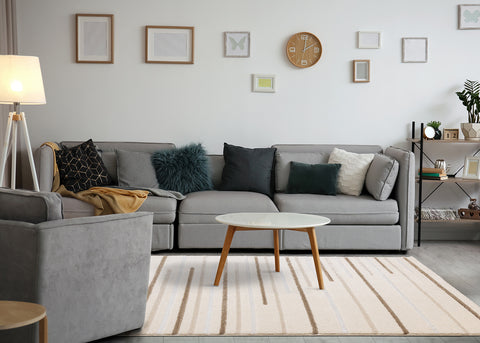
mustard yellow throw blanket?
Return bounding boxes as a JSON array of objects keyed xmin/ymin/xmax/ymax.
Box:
[{"xmin": 42, "ymin": 142, "xmax": 149, "ymax": 216}]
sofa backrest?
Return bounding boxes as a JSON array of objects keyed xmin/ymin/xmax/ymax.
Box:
[
  {"xmin": 60, "ymin": 141, "xmax": 175, "ymax": 185},
  {"xmin": 272, "ymin": 144, "xmax": 383, "ymax": 192},
  {"xmin": 0, "ymin": 188, "xmax": 63, "ymax": 223},
  {"xmin": 207, "ymin": 155, "xmax": 225, "ymax": 189}
]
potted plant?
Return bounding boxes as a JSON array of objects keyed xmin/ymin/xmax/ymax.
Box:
[
  {"xmin": 456, "ymin": 79, "xmax": 480, "ymax": 140},
  {"xmin": 427, "ymin": 120, "xmax": 442, "ymax": 140}
]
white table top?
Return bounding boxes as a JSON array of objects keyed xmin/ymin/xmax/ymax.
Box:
[{"xmin": 215, "ymin": 212, "xmax": 330, "ymax": 229}]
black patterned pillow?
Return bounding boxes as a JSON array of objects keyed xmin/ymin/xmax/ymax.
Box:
[{"xmin": 56, "ymin": 139, "xmax": 112, "ymax": 192}]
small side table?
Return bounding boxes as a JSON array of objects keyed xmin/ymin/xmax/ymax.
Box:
[{"xmin": 0, "ymin": 301, "xmax": 48, "ymax": 343}]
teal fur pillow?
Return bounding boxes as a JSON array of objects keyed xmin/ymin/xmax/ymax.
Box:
[
  {"xmin": 286, "ymin": 162, "xmax": 341, "ymax": 195},
  {"xmin": 151, "ymin": 143, "xmax": 212, "ymax": 194}
]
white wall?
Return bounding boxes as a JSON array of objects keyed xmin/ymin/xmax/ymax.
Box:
[{"xmin": 14, "ymin": 0, "xmax": 480, "ymax": 154}]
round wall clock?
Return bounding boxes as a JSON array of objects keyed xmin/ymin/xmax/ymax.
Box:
[{"xmin": 286, "ymin": 32, "xmax": 322, "ymax": 68}]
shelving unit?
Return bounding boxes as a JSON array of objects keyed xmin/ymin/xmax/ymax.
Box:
[{"xmin": 410, "ymin": 121, "xmax": 480, "ymax": 246}]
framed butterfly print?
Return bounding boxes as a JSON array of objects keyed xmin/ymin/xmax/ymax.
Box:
[
  {"xmin": 224, "ymin": 32, "xmax": 250, "ymax": 57},
  {"xmin": 459, "ymin": 5, "xmax": 480, "ymax": 29}
]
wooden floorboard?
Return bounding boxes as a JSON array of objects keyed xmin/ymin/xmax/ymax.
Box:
[{"xmin": 95, "ymin": 241, "xmax": 480, "ymax": 343}]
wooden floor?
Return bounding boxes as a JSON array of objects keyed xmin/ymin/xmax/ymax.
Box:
[{"xmin": 96, "ymin": 241, "xmax": 480, "ymax": 343}]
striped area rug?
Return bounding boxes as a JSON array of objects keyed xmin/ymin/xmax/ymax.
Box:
[{"xmin": 130, "ymin": 255, "xmax": 480, "ymax": 336}]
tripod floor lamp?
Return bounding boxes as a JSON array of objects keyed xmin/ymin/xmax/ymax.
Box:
[{"xmin": 0, "ymin": 55, "xmax": 46, "ymax": 191}]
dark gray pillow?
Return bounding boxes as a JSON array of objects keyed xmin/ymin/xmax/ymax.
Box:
[
  {"xmin": 220, "ymin": 143, "xmax": 276, "ymax": 197},
  {"xmin": 116, "ymin": 150, "xmax": 159, "ymax": 188},
  {"xmin": 365, "ymin": 154, "xmax": 399, "ymax": 201}
]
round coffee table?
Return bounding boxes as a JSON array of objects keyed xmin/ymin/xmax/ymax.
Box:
[
  {"xmin": 0, "ymin": 301, "xmax": 48, "ymax": 342},
  {"xmin": 214, "ymin": 212, "xmax": 331, "ymax": 289}
]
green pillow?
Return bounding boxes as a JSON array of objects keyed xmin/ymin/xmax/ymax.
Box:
[{"xmin": 286, "ymin": 162, "xmax": 341, "ymax": 195}]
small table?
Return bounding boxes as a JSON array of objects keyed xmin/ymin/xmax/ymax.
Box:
[
  {"xmin": 0, "ymin": 301, "xmax": 48, "ymax": 343},
  {"xmin": 214, "ymin": 212, "xmax": 330, "ymax": 289}
]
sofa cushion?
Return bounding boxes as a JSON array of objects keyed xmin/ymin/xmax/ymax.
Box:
[
  {"xmin": 137, "ymin": 196, "xmax": 177, "ymax": 223},
  {"xmin": 274, "ymin": 193, "xmax": 398, "ymax": 225},
  {"xmin": 61, "ymin": 195, "xmax": 176, "ymax": 224},
  {"xmin": 328, "ymin": 148, "xmax": 374, "ymax": 196},
  {"xmin": 366, "ymin": 154, "xmax": 400, "ymax": 201},
  {"xmin": 275, "ymin": 152, "xmax": 328, "ymax": 192},
  {"xmin": 151, "ymin": 143, "xmax": 212, "ymax": 194},
  {"xmin": 56, "ymin": 139, "xmax": 112, "ymax": 192},
  {"xmin": 179, "ymin": 190, "xmax": 278, "ymax": 224},
  {"xmin": 0, "ymin": 188, "xmax": 63, "ymax": 223},
  {"xmin": 116, "ymin": 150, "xmax": 159, "ymax": 188},
  {"xmin": 286, "ymin": 162, "xmax": 341, "ymax": 195},
  {"xmin": 220, "ymin": 143, "xmax": 276, "ymax": 197}
]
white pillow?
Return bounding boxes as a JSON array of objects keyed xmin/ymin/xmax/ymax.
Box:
[{"xmin": 328, "ymin": 148, "xmax": 374, "ymax": 196}]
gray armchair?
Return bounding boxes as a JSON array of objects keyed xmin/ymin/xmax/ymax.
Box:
[{"xmin": 0, "ymin": 188, "xmax": 153, "ymax": 343}]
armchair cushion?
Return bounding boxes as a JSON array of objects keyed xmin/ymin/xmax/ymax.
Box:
[{"xmin": 0, "ymin": 187, "xmax": 63, "ymax": 223}]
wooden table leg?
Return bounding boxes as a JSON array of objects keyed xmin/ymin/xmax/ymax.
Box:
[
  {"xmin": 39, "ymin": 315, "xmax": 48, "ymax": 343},
  {"xmin": 214, "ymin": 226, "xmax": 236, "ymax": 286},
  {"xmin": 273, "ymin": 230, "xmax": 280, "ymax": 272},
  {"xmin": 307, "ymin": 227, "xmax": 324, "ymax": 289}
]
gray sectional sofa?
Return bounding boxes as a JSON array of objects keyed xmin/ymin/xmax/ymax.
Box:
[{"xmin": 36, "ymin": 142, "xmax": 415, "ymax": 252}]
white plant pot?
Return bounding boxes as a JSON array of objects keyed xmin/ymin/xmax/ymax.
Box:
[{"xmin": 461, "ymin": 123, "xmax": 480, "ymax": 141}]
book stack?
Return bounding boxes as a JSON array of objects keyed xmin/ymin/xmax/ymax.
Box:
[{"xmin": 419, "ymin": 167, "xmax": 447, "ymax": 180}]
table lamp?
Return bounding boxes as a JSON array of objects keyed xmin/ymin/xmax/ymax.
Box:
[{"xmin": 0, "ymin": 55, "xmax": 46, "ymax": 191}]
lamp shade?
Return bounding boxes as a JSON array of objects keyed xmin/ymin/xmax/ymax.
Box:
[{"xmin": 0, "ymin": 55, "xmax": 46, "ymax": 105}]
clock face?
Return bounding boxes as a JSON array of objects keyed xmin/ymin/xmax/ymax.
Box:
[{"xmin": 286, "ymin": 32, "xmax": 322, "ymax": 68}]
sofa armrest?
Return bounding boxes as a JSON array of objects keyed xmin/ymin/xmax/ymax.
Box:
[
  {"xmin": 35, "ymin": 144, "xmax": 56, "ymax": 192},
  {"xmin": 0, "ymin": 212, "xmax": 153, "ymax": 343},
  {"xmin": 384, "ymin": 146, "xmax": 415, "ymax": 250}
]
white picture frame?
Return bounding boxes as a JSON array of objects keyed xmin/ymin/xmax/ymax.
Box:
[
  {"xmin": 76, "ymin": 14, "xmax": 114, "ymax": 63},
  {"xmin": 224, "ymin": 32, "xmax": 250, "ymax": 57},
  {"xmin": 252, "ymin": 74, "xmax": 276, "ymax": 93},
  {"xmin": 402, "ymin": 37, "xmax": 428, "ymax": 63},
  {"xmin": 145, "ymin": 26, "xmax": 194, "ymax": 64},
  {"xmin": 353, "ymin": 60, "xmax": 370, "ymax": 83},
  {"xmin": 357, "ymin": 31, "xmax": 381, "ymax": 49},
  {"xmin": 459, "ymin": 4, "xmax": 480, "ymax": 29},
  {"xmin": 463, "ymin": 156, "xmax": 480, "ymax": 179}
]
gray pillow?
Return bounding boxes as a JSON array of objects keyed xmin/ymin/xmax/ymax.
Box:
[
  {"xmin": 365, "ymin": 154, "xmax": 399, "ymax": 201},
  {"xmin": 116, "ymin": 149, "xmax": 159, "ymax": 188}
]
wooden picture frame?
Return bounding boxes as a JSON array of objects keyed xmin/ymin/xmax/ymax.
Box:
[
  {"xmin": 353, "ymin": 60, "xmax": 370, "ymax": 83},
  {"xmin": 252, "ymin": 74, "xmax": 276, "ymax": 93},
  {"xmin": 76, "ymin": 14, "xmax": 114, "ymax": 63},
  {"xmin": 357, "ymin": 32, "xmax": 381, "ymax": 49},
  {"xmin": 402, "ymin": 38, "xmax": 428, "ymax": 63},
  {"xmin": 145, "ymin": 26, "xmax": 194, "ymax": 64},
  {"xmin": 463, "ymin": 156, "xmax": 480, "ymax": 179},
  {"xmin": 458, "ymin": 4, "xmax": 480, "ymax": 29},
  {"xmin": 224, "ymin": 32, "xmax": 250, "ymax": 57},
  {"xmin": 443, "ymin": 128, "xmax": 459, "ymax": 140}
]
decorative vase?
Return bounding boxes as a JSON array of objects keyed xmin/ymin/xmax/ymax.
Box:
[
  {"xmin": 434, "ymin": 128, "xmax": 442, "ymax": 140},
  {"xmin": 461, "ymin": 123, "xmax": 480, "ymax": 140}
]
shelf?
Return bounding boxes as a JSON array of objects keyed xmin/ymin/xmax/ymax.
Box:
[
  {"xmin": 418, "ymin": 219, "xmax": 480, "ymax": 223},
  {"xmin": 416, "ymin": 177, "xmax": 480, "ymax": 183},
  {"xmin": 408, "ymin": 138, "xmax": 480, "ymax": 143}
]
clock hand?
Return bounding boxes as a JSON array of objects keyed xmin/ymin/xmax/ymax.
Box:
[{"xmin": 303, "ymin": 43, "xmax": 317, "ymax": 52}]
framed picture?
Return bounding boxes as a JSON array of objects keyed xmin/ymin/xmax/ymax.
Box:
[
  {"xmin": 444, "ymin": 128, "xmax": 459, "ymax": 140},
  {"xmin": 252, "ymin": 74, "xmax": 276, "ymax": 93},
  {"xmin": 145, "ymin": 26, "xmax": 194, "ymax": 64},
  {"xmin": 463, "ymin": 156, "xmax": 480, "ymax": 179},
  {"xmin": 353, "ymin": 60, "xmax": 370, "ymax": 83},
  {"xmin": 459, "ymin": 4, "xmax": 480, "ymax": 29},
  {"xmin": 224, "ymin": 32, "xmax": 250, "ymax": 57},
  {"xmin": 357, "ymin": 32, "xmax": 381, "ymax": 49},
  {"xmin": 76, "ymin": 14, "xmax": 114, "ymax": 63},
  {"xmin": 402, "ymin": 38, "xmax": 428, "ymax": 63}
]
